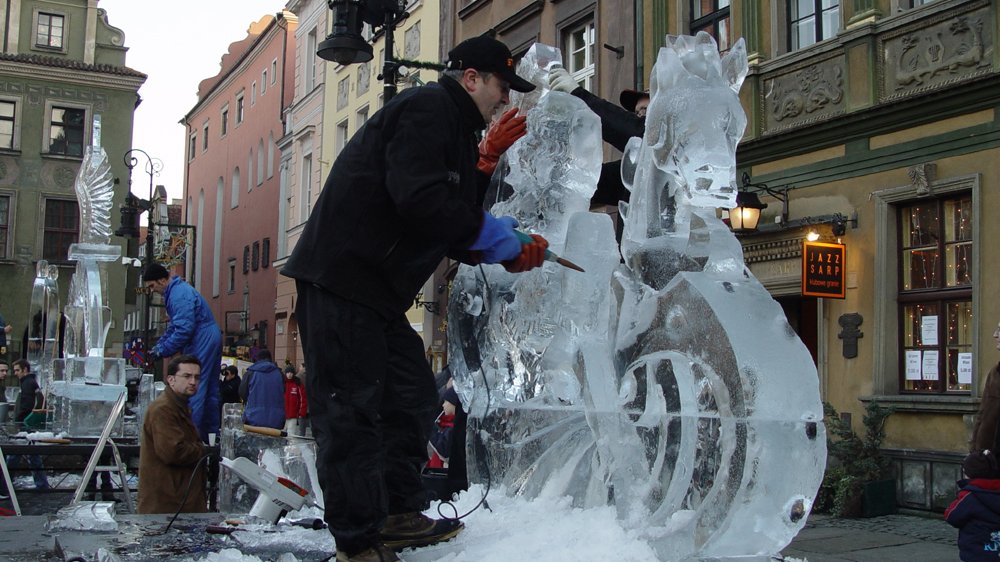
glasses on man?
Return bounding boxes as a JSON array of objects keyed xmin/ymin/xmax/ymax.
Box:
[{"xmin": 173, "ymin": 373, "xmax": 201, "ymax": 382}]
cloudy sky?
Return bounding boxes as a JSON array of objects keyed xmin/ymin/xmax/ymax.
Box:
[{"xmin": 99, "ymin": 0, "xmax": 288, "ymax": 202}]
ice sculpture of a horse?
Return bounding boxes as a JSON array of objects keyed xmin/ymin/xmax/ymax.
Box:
[{"xmin": 449, "ymin": 34, "xmax": 826, "ymax": 561}]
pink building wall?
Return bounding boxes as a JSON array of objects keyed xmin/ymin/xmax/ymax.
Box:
[{"xmin": 182, "ymin": 12, "xmax": 298, "ymax": 358}]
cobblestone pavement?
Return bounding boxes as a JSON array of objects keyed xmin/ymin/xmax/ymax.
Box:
[{"xmin": 807, "ymin": 513, "xmax": 956, "ymax": 545}]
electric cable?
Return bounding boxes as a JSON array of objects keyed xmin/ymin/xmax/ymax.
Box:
[
  {"xmin": 144, "ymin": 452, "xmax": 214, "ymax": 536},
  {"xmin": 434, "ymin": 264, "xmax": 494, "ymax": 521}
]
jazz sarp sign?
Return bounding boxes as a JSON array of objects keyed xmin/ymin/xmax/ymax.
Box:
[{"xmin": 802, "ymin": 240, "xmax": 845, "ymax": 299}]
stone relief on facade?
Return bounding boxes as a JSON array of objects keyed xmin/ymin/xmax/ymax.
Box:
[
  {"xmin": 357, "ymin": 62, "xmax": 370, "ymax": 95},
  {"xmin": 909, "ymin": 162, "xmax": 936, "ymax": 196},
  {"xmin": 337, "ymin": 77, "xmax": 349, "ymax": 110},
  {"xmin": 882, "ymin": 9, "xmax": 993, "ymax": 101},
  {"xmin": 764, "ymin": 60, "xmax": 844, "ymax": 133},
  {"xmin": 404, "ymin": 22, "xmax": 421, "ymax": 60},
  {"xmin": 44, "ymin": 162, "xmax": 79, "ymax": 190}
]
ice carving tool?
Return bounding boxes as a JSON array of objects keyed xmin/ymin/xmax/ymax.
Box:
[{"xmin": 514, "ymin": 230, "xmax": 586, "ymax": 273}]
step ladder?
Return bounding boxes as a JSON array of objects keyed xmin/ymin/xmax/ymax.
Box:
[
  {"xmin": 71, "ymin": 389, "xmax": 135, "ymax": 512},
  {"xmin": 0, "ymin": 445, "xmax": 22, "ymax": 516}
]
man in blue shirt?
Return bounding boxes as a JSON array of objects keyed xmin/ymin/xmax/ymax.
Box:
[
  {"xmin": 143, "ymin": 263, "xmax": 222, "ymax": 442},
  {"xmin": 239, "ymin": 349, "xmax": 284, "ymax": 429}
]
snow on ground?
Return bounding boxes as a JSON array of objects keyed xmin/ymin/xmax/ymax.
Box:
[{"xmin": 176, "ymin": 483, "xmax": 804, "ymax": 562}]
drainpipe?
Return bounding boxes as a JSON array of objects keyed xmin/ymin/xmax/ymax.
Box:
[{"xmin": 276, "ymin": 12, "xmax": 289, "ymax": 130}]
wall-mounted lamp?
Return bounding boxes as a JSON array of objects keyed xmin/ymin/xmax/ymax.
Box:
[
  {"xmin": 729, "ymin": 190, "xmax": 768, "ymax": 232},
  {"xmin": 731, "ymin": 172, "xmax": 790, "ymax": 233},
  {"xmin": 806, "ymin": 230, "xmax": 821, "ymax": 242}
]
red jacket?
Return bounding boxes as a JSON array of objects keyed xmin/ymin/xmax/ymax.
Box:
[{"xmin": 284, "ymin": 378, "xmax": 307, "ymax": 419}]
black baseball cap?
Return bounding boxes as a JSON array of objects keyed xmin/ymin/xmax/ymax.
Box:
[{"xmin": 446, "ymin": 35, "xmax": 536, "ymax": 93}]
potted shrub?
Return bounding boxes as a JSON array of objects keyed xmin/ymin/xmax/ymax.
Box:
[{"xmin": 820, "ymin": 401, "xmax": 896, "ymax": 517}]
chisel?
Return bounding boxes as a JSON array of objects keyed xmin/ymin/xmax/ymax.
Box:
[{"xmin": 514, "ymin": 230, "xmax": 585, "ymax": 272}]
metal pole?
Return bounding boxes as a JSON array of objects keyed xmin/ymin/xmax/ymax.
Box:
[
  {"xmin": 123, "ymin": 149, "xmax": 162, "ymax": 357},
  {"xmin": 382, "ymin": 9, "xmax": 397, "ymax": 103}
]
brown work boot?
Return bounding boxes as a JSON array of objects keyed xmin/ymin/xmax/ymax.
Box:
[
  {"xmin": 335, "ymin": 543, "xmax": 400, "ymax": 561},
  {"xmin": 380, "ymin": 512, "xmax": 464, "ymax": 551}
]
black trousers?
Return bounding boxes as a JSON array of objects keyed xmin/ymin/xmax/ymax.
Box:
[{"xmin": 296, "ymin": 282, "xmax": 439, "ymax": 554}]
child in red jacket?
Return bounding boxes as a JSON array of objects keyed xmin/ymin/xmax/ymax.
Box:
[{"xmin": 283, "ymin": 366, "xmax": 308, "ymax": 437}]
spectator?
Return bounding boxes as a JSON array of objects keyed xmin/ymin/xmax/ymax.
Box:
[
  {"xmin": 283, "ymin": 365, "xmax": 307, "ymax": 437},
  {"xmin": 219, "ymin": 365, "xmax": 242, "ymax": 408},
  {"xmin": 143, "ymin": 262, "xmax": 223, "ymax": 443},
  {"xmin": 3, "ymin": 359, "xmax": 50, "ymax": 493},
  {"xmin": 137, "ymin": 355, "xmax": 208, "ymax": 514},
  {"xmin": 240, "ymin": 349, "xmax": 284, "ymax": 430}
]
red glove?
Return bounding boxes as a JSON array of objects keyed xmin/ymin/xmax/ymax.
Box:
[
  {"xmin": 503, "ymin": 234, "xmax": 549, "ymax": 273},
  {"xmin": 477, "ymin": 108, "xmax": 528, "ymax": 175}
]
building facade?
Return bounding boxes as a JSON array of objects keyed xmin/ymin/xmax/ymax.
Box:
[
  {"xmin": 0, "ymin": 0, "xmax": 144, "ymax": 364},
  {"xmin": 274, "ymin": 0, "xmax": 327, "ymax": 369},
  {"xmin": 181, "ymin": 11, "xmax": 297, "ymax": 362}
]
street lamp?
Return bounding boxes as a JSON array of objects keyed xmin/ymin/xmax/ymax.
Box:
[
  {"xmin": 119, "ymin": 148, "xmax": 162, "ymax": 354},
  {"xmin": 318, "ymin": 0, "xmax": 442, "ymax": 103}
]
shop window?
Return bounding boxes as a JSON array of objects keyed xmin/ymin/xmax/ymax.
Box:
[
  {"xmin": 691, "ymin": 0, "xmax": 731, "ymax": 51},
  {"xmin": 789, "ymin": 0, "xmax": 840, "ymax": 51},
  {"xmin": 898, "ymin": 194, "xmax": 972, "ymax": 393},
  {"xmin": 43, "ymin": 198, "xmax": 79, "ymax": 261}
]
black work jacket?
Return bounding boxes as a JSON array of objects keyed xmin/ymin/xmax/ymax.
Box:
[
  {"xmin": 281, "ymin": 76, "xmax": 489, "ymax": 318},
  {"xmin": 572, "ymin": 87, "xmax": 646, "ymax": 206}
]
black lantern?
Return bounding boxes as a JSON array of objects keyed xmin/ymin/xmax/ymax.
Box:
[
  {"xmin": 729, "ymin": 190, "xmax": 768, "ymax": 233},
  {"xmin": 318, "ymin": 0, "xmax": 373, "ymax": 64}
]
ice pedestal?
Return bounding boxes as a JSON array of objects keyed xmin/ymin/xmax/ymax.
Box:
[
  {"xmin": 218, "ymin": 403, "xmax": 322, "ymax": 517},
  {"xmin": 48, "ymin": 357, "xmax": 126, "ymax": 437}
]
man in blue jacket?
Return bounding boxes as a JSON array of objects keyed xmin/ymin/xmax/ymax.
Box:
[
  {"xmin": 281, "ymin": 35, "xmax": 546, "ymax": 562},
  {"xmin": 239, "ymin": 349, "xmax": 284, "ymax": 429},
  {"xmin": 143, "ymin": 263, "xmax": 221, "ymax": 443}
]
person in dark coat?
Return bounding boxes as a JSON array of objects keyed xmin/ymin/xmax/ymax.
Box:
[
  {"xmin": 2, "ymin": 359, "xmax": 49, "ymax": 493},
  {"xmin": 240, "ymin": 349, "xmax": 284, "ymax": 429},
  {"xmin": 144, "ymin": 263, "xmax": 222, "ymax": 443},
  {"xmin": 137, "ymin": 355, "xmax": 207, "ymax": 514},
  {"xmin": 219, "ymin": 365, "xmax": 242, "ymax": 408},
  {"xmin": 280, "ymin": 35, "xmax": 546, "ymax": 562},
  {"xmin": 549, "ymin": 66, "xmax": 648, "ymax": 207},
  {"xmin": 971, "ymin": 322, "xmax": 1000, "ymax": 452}
]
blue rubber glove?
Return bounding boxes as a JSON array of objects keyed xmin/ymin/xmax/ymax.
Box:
[{"xmin": 470, "ymin": 212, "xmax": 522, "ymax": 264}]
